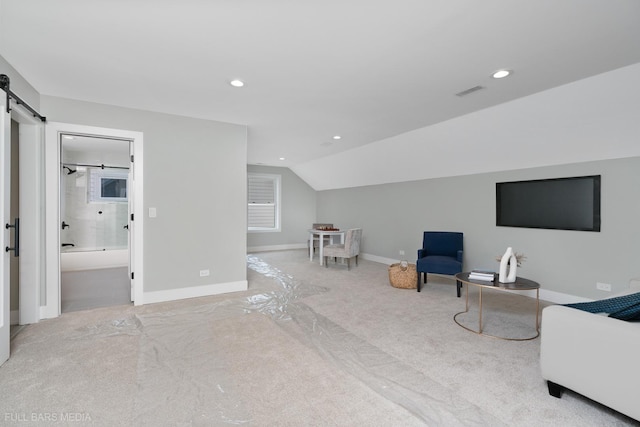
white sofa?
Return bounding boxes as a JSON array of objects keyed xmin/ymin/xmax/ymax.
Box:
[{"xmin": 540, "ymin": 279, "xmax": 640, "ymax": 421}]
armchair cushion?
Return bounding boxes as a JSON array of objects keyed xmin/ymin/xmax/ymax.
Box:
[
  {"xmin": 416, "ymin": 231, "xmax": 464, "ymax": 294},
  {"xmin": 416, "ymin": 255, "xmax": 462, "ymax": 275}
]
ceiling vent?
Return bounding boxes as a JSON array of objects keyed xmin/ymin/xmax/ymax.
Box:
[{"xmin": 455, "ymin": 85, "xmax": 485, "ymax": 97}]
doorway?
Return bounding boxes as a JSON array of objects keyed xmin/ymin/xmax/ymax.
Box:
[
  {"xmin": 10, "ymin": 113, "xmax": 45, "ymax": 326},
  {"xmin": 44, "ymin": 122, "xmax": 144, "ymax": 319},
  {"xmin": 60, "ymin": 134, "xmax": 131, "ymax": 312},
  {"xmin": 1, "ymin": 89, "xmax": 45, "ymax": 367}
]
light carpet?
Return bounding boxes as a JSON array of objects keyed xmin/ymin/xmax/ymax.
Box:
[{"xmin": 0, "ymin": 249, "xmax": 637, "ymax": 426}]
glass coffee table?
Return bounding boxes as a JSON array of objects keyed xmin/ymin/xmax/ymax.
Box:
[{"xmin": 454, "ymin": 272, "xmax": 540, "ymax": 341}]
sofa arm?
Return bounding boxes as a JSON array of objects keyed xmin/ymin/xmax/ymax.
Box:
[{"xmin": 540, "ymin": 305, "xmax": 640, "ymax": 421}]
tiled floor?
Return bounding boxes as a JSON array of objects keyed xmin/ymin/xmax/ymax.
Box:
[{"xmin": 61, "ymin": 266, "xmax": 131, "ymax": 313}]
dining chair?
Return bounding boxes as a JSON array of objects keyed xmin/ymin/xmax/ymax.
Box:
[
  {"xmin": 324, "ymin": 228, "xmax": 362, "ymax": 270},
  {"xmin": 310, "ymin": 223, "xmax": 333, "ymax": 252}
]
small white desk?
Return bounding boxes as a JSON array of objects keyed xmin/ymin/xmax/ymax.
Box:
[{"xmin": 308, "ymin": 229, "xmax": 345, "ymax": 265}]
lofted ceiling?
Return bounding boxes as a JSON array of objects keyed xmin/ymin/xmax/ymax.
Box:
[{"xmin": 1, "ymin": 1, "xmax": 640, "ymax": 172}]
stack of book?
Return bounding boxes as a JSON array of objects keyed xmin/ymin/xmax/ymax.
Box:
[{"xmin": 469, "ymin": 269, "xmax": 496, "ymax": 281}]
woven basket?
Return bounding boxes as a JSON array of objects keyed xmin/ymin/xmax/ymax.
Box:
[{"xmin": 388, "ymin": 262, "xmax": 417, "ymax": 289}]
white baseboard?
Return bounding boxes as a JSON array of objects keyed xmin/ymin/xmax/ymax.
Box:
[
  {"xmin": 539, "ymin": 289, "xmax": 592, "ymax": 304},
  {"xmin": 131, "ymin": 246, "xmax": 590, "ymax": 307},
  {"xmin": 246, "ymin": 248, "xmax": 403, "ymax": 266},
  {"xmin": 454, "ymin": 279, "xmax": 592, "ymax": 304},
  {"xmin": 360, "ymin": 253, "xmax": 590, "ymax": 305},
  {"xmin": 142, "ymin": 280, "xmax": 248, "ymax": 305},
  {"xmin": 360, "ymin": 253, "xmax": 398, "ymax": 265},
  {"xmin": 40, "ymin": 304, "xmax": 58, "ymax": 320},
  {"xmin": 248, "ymin": 243, "xmax": 307, "ymax": 253}
]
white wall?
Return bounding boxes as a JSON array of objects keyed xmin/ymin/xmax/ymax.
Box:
[
  {"xmin": 317, "ymin": 157, "xmax": 640, "ymax": 300},
  {"xmin": 41, "ymin": 96, "xmax": 248, "ymax": 300},
  {"xmin": 6, "ymin": 52, "xmax": 639, "ymax": 303},
  {"xmin": 247, "ymin": 165, "xmax": 316, "ymax": 251},
  {"xmin": 0, "ymin": 55, "xmax": 40, "ymax": 109},
  {"xmin": 284, "ymin": 62, "xmax": 640, "ymax": 301}
]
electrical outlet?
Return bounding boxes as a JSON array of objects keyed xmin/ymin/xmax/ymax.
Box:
[
  {"xmin": 200, "ymin": 269, "xmax": 210, "ymax": 277},
  {"xmin": 596, "ymin": 282, "xmax": 611, "ymax": 292},
  {"xmin": 399, "ymin": 250, "xmax": 405, "ymax": 256}
]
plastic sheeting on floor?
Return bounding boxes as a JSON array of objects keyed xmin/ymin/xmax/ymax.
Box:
[
  {"xmin": 59, "ymin": 255, "xmax": 504, "ymax": 425},
  {"xmin": 245, "ymin": 255, "xmax": 504, "ymax": 426}
]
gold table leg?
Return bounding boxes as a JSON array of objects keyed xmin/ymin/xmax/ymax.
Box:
[
  {"xmin": 454, "ymin": 282, "xmax": 540, "ymax": 341},
  {"xmin": 478, "ymin": 287, "xmax": 483, "ymax": 334}
]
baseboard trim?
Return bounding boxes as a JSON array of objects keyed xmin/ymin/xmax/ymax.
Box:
[
  {"xmin": 248, "ymin": 243, "xmax": 307, "ymax": 253},
  {"xmin": 454, "ymin": 279, "xmax": 592, "ymax": 304},
  {"xmin": 247, "ymin": 248, "xmax": 402, "ymax": 266},
  {"xmin": 360, "ymin": 253, "xmax": 397, "ymax": 265},
  {"xmin": 539, "ymin": 289, "xmax": 593, "ymax": 304},
  {"xmin": 142, "ymin": 280, "xmax": 248, "ymax": 305},
  {"xmin": 40, "ymin": 304, "xmax": 57, "ymax": 320},
  {"xmin": 249, "ymin": 247, "xmax": 595, "ymax": 305},
  {"xmin": 360, "ymin": 253, "xmax": 591, "ymax": 305}
]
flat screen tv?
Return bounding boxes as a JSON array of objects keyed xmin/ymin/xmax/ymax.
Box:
[{"xmin": 496, "ymin": 175, "xmax": 601, "ymax": 232}]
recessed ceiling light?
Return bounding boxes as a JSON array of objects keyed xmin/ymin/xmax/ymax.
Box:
[
  {"xmin": 492, "ymin": 70, "xmax": 512, "ymax": 79},
  {"xmin": 230, "ymin": 79, "xmax": 245, "ymax": 87},
  {"xmin": 332, "ymin": 135, "xmax": 341, "ymax": 140},
  {"xmin": 279, "ymin": 157, "xmax": 285, "ymax": 161}
]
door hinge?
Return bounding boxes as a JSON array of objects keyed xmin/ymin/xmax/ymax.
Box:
[
  {"xmin": 130, "ymin": 154, "xmax": 134, "ymax": 163},
  {"xmin": 131, "ymin": 272, "xmax": 134, "ymax": 280},
  {"xmin": 131, "ymin": 213, "xmax": 134, "ymax": 221}
]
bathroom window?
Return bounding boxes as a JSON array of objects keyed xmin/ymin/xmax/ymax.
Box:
[
  {"xmin": 88, "ymin": 168, "xmax": 128, "ymax": 203},
  {"xmin": 248, "ymin": 173, "xmax": 281, "ymax": 232}
]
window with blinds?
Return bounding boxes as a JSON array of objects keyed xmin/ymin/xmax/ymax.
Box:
[{"xmin": 248, "ymin": 173, "xmax": 281, "ymax": 231}]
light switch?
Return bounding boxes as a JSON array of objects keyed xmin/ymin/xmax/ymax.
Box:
[{"xmin": 149, "ymin": 207, "xmax": 157, "ymax": 218}]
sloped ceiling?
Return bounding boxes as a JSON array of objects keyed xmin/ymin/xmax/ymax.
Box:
[
  {"xmin": 1, "ymin": 1, "xmax": 639, "ymax": 189},
  {"xmin": 293, "ymin": 63, "xmax": 640, "ymax": 190}
]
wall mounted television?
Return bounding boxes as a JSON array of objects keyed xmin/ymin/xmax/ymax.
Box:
[{"xmin": 496, "ymin": 175, "xmax": 601, "ymax": 232}]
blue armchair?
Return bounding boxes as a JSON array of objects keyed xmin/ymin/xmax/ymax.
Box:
[{"xmin": 416, "ymin": 232, "xmax": 464, "ymax": 296}]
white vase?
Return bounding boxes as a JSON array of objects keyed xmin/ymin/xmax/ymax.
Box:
[{"xmin": 498, "ymin": 247, "xmax": 517, "ymax": 283}]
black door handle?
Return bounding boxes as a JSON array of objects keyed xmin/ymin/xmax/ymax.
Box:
[
  {"xmin": 61, "ymin": 221, "xmax": 70, "ymax": 229},
  {"xmin": 5, "ymin": 218, "xmax": 19, "ymax": 257}
]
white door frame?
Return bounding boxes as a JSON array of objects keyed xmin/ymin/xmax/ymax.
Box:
[
  {"xmin": 1, "ymin": 89, "xmax": 11, "ymax": 366},
  {"xmin": 1, "ymin": 90, "xmax": 44, "ymax": 367},
  {"xmin": 44, "ymin": 122, "xmax": 144, "ymax": 319},
  {"xmin": 12, "ymin": 106, "xmax": 45, "ymax": 325},
  {"xmin": 128, "ymin": 141, "xmax": 135, "ymax": 301}
]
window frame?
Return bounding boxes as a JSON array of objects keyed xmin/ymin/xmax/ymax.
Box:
[
  {"xmin": 247, "ymin": 172, "xmax": 281, "ymax": 232},
  {"xmin": 88, "ymin": 167, "xmax": 129, "ymax": 203}
]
